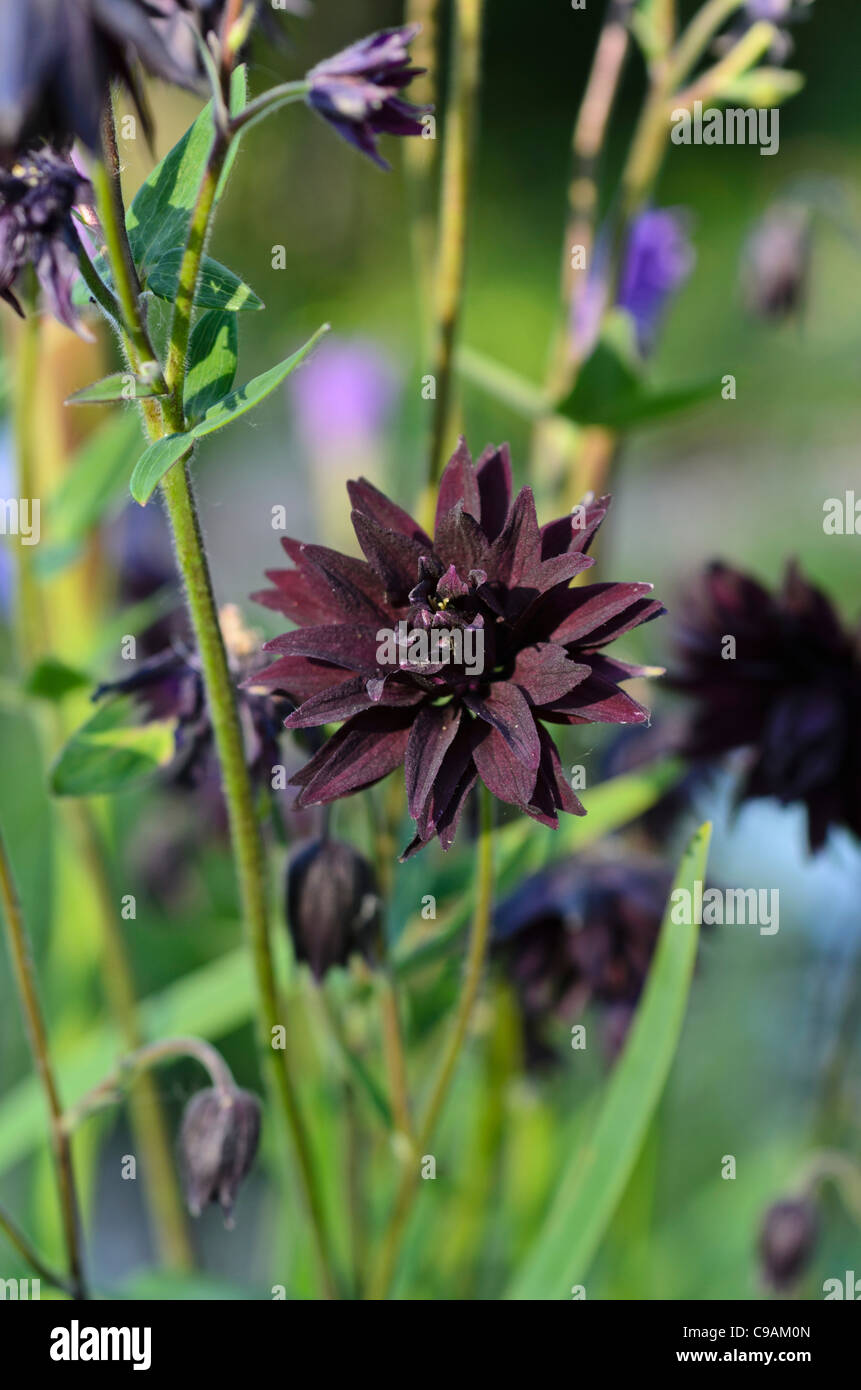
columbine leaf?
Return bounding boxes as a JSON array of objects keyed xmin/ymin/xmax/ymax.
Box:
[
  {"xmin": 130, "ymin": 434, "xmax": 194, "ymax": 507},
  {"xmin": 144, "ymin": 251, "xmax": 263, "ymax": 312},
  {"xmin": 504, "ymin": 821, "xmax": 712, "ymax": 1300},
  {"xmin": 25, "ymin": 658, "xmax": 91, "ymax": 701},
  {"xmin": 184, "ymin": 310, "xmax": 240, "ymax": 424},
  {"xmin": 130, "ymin": 324, "xmax": 330, "ymax": 504},
  {"xmin": 51, "ymin": 696, "xmax": 176, "ymax": 796},
  {"xmin": 127, "ymin": 66, "xmax": 248, "ymax": 273},
  {"xmin": 66, "ymin": 373, "xmax": 166, "ymax": 406}
]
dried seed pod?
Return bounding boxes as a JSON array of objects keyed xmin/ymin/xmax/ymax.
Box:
[{"xmin": 179, "ymin": 1086, "xmax": 261, "ymax": 1224}]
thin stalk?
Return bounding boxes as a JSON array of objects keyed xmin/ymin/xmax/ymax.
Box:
[
  {"xmin": 369, "ymin": 784, "xmax": 494, "ymax": 1300},
  {"xmin": 404, "ymin": 0, "xmax": 441, "ymax": 357},
  {"xmin": 665, "ymin": 0, "xmax": 745, "ymax": 91},
  {"xmin": 95, "ymin": 113, "xmax": 339, "ymax": 1298},
  {"xmin": 378, "ymin": 971, "xmax": 413, "ymax": 1141},
  {"xmin": 0, "ymin": 828, "xmax": 86, "ymax": 1300},
  {"xmin": 0, "ymin": 1202, "xmax": 75, "ymax": 1296},
  {"xmin": 64, "ymin": 1036, "xmax": 236, "ymax": 1133},
  {"xmin": 75, "ymin": 241, "xmax": 123, "ymax": 325},
  {"xmin": 10, "ymin": 313, "xmax": 42, "ymax": 659},
  {"xmin": 229, "ymin": 83, "xmax": 308, "ymax": 137},
  {"xmin": 426, "ymin": 0, "xmax": 485, "ymax": 491}
]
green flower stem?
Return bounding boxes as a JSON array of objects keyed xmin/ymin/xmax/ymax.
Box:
[
  {"xmin": 75, "ymin": 242, "xmax": 123, "ymax": 326},
  {"xmin": 96, "ymin": 115, "xmax": 339, "ymax": 1298},
  {"xmin": 665, "ymin": 0, "xmax": 746, "ymax": 92},
  {"xmin": 229, "ymin": 83, "xmax": 309, "ymax": 137},
  {"xmin": 426, "ymin": 0, "xmax": 485, "ymax": 490},
  {"xmin": 0, "ymin": 1201, "xmax": 75, "ymax": 1296},
  {"xmin": 64, "ymin": 1036, "xmax": 236, "ymax": 1133},
  {"xmin": 369, "ymin": 783, "xmax": 494, "ymax": 1300},
  {"xmin": 404, "ymin": 0, "xmax": 441, "ymax": 357},
  {"xmin": 0, "ymin": 827, "xmax": 87, "ymax": 1300}
]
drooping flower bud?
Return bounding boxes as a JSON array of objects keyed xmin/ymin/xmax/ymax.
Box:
[
  {"xmin": 286, "ymin": 838, "xmax": 381, "ymax": 980},
  {"xmin": 179, "ymin": 1085, "xmax": 262, "ymax": 1224},
  {"xmin": 741, "ymin": 202, "xmax": 811, "ymax": 320},
  {"xmin": 758, "ymin": 1196, "xmax": 819, "ymax": 1290}
]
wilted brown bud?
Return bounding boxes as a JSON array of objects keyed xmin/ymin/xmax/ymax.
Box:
[
  {"xmin": 758, "ymin": 1196, "xmax": 819, "ymax": 1290},
  {"xmin": 742, "ymin": 203, "xmax": 811, "ymax": 321},
  {"xmin": 286, "ymin": 838, "xmax": 381, "ymax": 981},
  {"xmin": 179, "ymin": 1086, "xmax": 261, "ymax": 1224}
]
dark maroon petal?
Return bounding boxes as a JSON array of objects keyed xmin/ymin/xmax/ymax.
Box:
[
  {"xmin": 292, "ymin": 709, "xmax": 414, "ymax": 805},
  {"xmin": 537, "ymin": 724, "xmax": 586, "ymax": 817},
  {"xmin": 435, "ymin": 437, "xmax": 479, "ymax": 530},
  {"xmin": 251, "ymin": 567, "xmax": 340, "ymax": 626},
  {"xmin": 488, "ymin": 486, "xmax": 542, "ymax": 589},
  {"xmin": 285, "ymin": 675, "xmax": 424, "ymax": 729},
  {"xmin": 347, "ymin": 477, "xmax": 432, "ymax": 546},
  {"xmin": 263, "ymin": 624, "xmax": 384, "ymax": 677},
  {"xmin": 576, "ymin": 597, "xmax": 666, "ymax": 650},
  {"xmin": 463, "ymin": 681, "xmax": 541, "ymax": 769},
  {"xmin": 434, "ymin": 501, "xmax": 492, "ymax": 573},
  {"xmin": 301, "ymin": 544, "xmax": 390, "ymax": 623},
  {"xmin": 550, "ymin": 582, "xmax": 657, "ymax": 644},
  {"xmin": 475, "ymin": 443, "xmax": 513, "ymax": 542},
  {"xmin": 472, "ymin": 724, "xmax": 538, "ymax": 807},
  {"xmin": 512, "ymin": 642, "xmax": 591, "ymax": 706},
  {"xmin": 249, "ymin": 655, "xmax": 346, "ymax": 702},
  {"xmin": 404, "ymin": 702, "xmax": 462, "ymax": 819},
  {"xmin": 540, "ymin": 494, "xmax": 610, "ymax": 559},
  {"xmin": 545, "ymin": 675, "xmax": 650, "ymax": 726},
  {"xmin": 413, "ymin": 719, "xmax": 474, "ymax": 839},
  {"xmin": 351, "ymin": 510, "xmax": 426, "ymax": 605}
]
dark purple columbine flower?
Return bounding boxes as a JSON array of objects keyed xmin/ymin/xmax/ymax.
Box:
[
  {"xmin": 179, "ymin": 1085, "xmax": 262, "ymax": 1224},
  {"xmin": 287, "ymin": 838, "xmax": 381, "ymax": 980},
  {"xmin": 0, "ymin": 0, "xmax": 203, "ymax": 153},
  {"xmin": 758, "ymin": 1196, "xmax": 819, "ymax": 1290},
  {"xmin": 670, "ymin": 561, "xmax": 861, "ymax": 852},
  {"xmin": 250, "ymin": 440, "xmax": 664, "ymax": 857},
  {"xmin": 572, "ymin": 208, "xmax": 694, "ymax": 360},
  {"xmin": 495, "ymin": 856, "xmax": 673, "ymax": 1067},
  {"xmin": 306, "ymin": 25, "xmax": 430, "ymax": 170},
  {"xmin": 0, "ymin": 150, "xmax": 93, "ymax": 333},
  {"xmin": 741, "ymin": 201, "xmax": 811, "ymax": 321}
]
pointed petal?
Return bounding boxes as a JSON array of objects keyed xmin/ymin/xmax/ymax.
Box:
[
  {"xmin": 512, "ymin": 642, "xmax": 591, "ymax": 706},
  {"xmin": 347, "ymin": 477, "xmax": 432, "ymax": 545},
  {"xmin": 351, "ymin": 510, "xmax": 426, "ymax": 605},
  {"xmin": 301, "ymin": 544, "xmax": 390, "ymax": 623},
  {"xmin": 540, "ymin": 494, "xmax": 610, "ymax": 558},
  {"xmin": 404, "ymin": 702, "xmax": 462, "ymax": 818},
  {"xmin": 475, "ymin": 443, "xmax": 513, "ymax": 541},
  {"xmin": 263, "ymin": 624, "xmax": 384, "ymax": 677},
  {"xmin": 292, "ymin": 709, "xmax": 413, "ymax": 805},
  {"xmin": 435, "ymin": 437, "xmax": 479, "ymax": 531},
  {"xmin": 463, "ymin": 681, "xmax": 541, "ymax": 769},
  {"xmin": 434, "ymin": 500, "xmax": 492, "ymax": 573},
  {"xmin": 285, "ymin": 675, "xmax": 424, "ymax": 728},
  {"xmin": 550, "ymin": 582, "xmax": 657, "ymax": 644}
]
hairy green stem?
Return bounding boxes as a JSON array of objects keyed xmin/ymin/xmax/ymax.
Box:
[
  {"xmin": 426, "ymin": 0, "xmax": 485, "ymax": 490},
  {"xmin": 0, "ymin": 828, "xmax": 87, "ymax": 1300},
  {"xmin": 369, "ymin": 784, "xmax": 494, "ymax": 1300}
]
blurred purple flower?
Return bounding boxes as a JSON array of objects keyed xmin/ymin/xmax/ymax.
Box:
[
  {"xmin": 291, "ymin": 338, "xmax": 397, "ymax": 456},
  {"xmin": 741, "ymin": 201, "xmax": 811, "ymax": 320},
  {"xmin": 0, "ymin": 150, "xmax": 93, "ymax": 334},
  {"xmin": 306, "ymin": 25, "xmax": 430, "ymax": 170}
]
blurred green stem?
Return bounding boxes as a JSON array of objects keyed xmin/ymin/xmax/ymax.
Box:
[
  {"xmin": 95, "ymin": 111, "xmax": 340, "ymax": 1299},
  {"xmin": 369, "ymin": 783, "xmax": 494, "ymax": 1299},
  {"xmin": 0, "ymin": 828, "xmax": 87, "ymax": 1300},
  {"xmin": 0, "ymin": 1202, "xmax": 74, "ymax": 1296},
  {"xmin": 404, "ymin": 0, "xmax": 440, "ymax": 357},
  {"xmin": 425, "ymin": 0, "xmax": 485, "ymax": 495}
]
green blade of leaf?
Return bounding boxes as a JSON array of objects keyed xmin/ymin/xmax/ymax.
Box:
[
  {"xmin": 184, "ymin": 310, "xmax": 239, "ymax": 423},
  {"xmin": 24, "ymin": 658, "xmax": 92, "ymax": 701},
  {"xmin": 504, "ymin": 821, "xmax": 712, "ymax": 1300},
  {"xmin": 46, "ymin": 412, "xmax": 143, "ymax": 546},
  {"xmin": 50, "ymin": 695, "xmax": 176, "ymax": 796},
  {"xmin": 144, "ymin": 251, "xmax": 263, "ymax": 312},
  {"xmin": 129, "ymin": 434, "xmax": 193, "ymax": 506},
  {"xmin": 127, "ymin": 66, "xmax": 248, "ymax": 272},
  {"xmin": 188, "ymin": 322, "xmax": 330, "ymax": 441},
  {"xmin": 65, "ymin": 373, "xmax": 166, "ymax": 406}
]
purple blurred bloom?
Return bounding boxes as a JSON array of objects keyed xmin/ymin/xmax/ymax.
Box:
[
  {"xmin": 617, "ymin": 209, "xmax": 695, "ymax": 354},
  {"xmin": 741, "ymin": 201, "xmax": 811, "ymax": 320},
  {"xmin": 291, "ymin": 338, "xmax": 397, "ymax": 455},
  {"xmin": 717, "ymin": 0, "xmax": 813, "ymax": 66},
  {"xmin": 0, "ymin": 150, "xmax": 93, "ymax": 334},
  {"xmin": 306, "ymin": 25, "xmax": 430, "ymax": 170}
]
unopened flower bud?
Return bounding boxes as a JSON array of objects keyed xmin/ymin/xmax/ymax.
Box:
[
  {"xmin": 180, "ymin": 1086, "xmax": 261, "ymax": 1224},
  {"xmin": 286, "ymin": 838, "xmax": 381, "ymax": 980},
  {"xmin": 758, "ymin": 1196, "xmax": 819, "ymax": 1290},
  {"xmin": 742, "ymin": 202, "xmax": 811, "ymax": 321}
]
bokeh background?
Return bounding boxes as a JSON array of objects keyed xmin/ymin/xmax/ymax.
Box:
[{"xmin": 1, "ymin": 0, "xmax": 859, "ymax": 1300}]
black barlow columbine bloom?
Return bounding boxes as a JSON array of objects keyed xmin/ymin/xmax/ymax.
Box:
[
  {"xmin": 251, "ymin": 441, "xmax": 664, "ymax": 857},
  {"xmin": 670, "ymin": 561, "xmax": 861, "ymax": 852},
  {"xmin": 286, "ymin": 839, "xmax": 381, "ymax": 980},
  {"xmin": 758, "ymin": 1197, "xmax": 819, "ymax": 1290},
  {"xmin": 306, "ymin": 25, "xmax": 430, "ymax": 170},
  {"xmin": 494, "ymin": 857, "xmax": 672, "ymax": 1066},
  {"xmin": 179, "ymin": 1086, "xmax": 262, "ymax": 1224},
  {"xmin": 0, "ymin": 151, "xmax": 92, "ymax": 332},
  {"xmin": 742, "ymin": 202, "xmax": 811, "ymax": 321},
  {"xmin": 0, "ymin": 0, "xmax": 205, "ymax": 152}
]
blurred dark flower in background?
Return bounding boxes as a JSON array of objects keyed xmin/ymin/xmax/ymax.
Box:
[
  {"xmin": 0, "ymin": 0, "xmax": 203, "ymax": 152},
  {"xmin": 494, "ymin": 856, "xmax": 672, "ymax": 1066},
  {"xmin": 670, "ymin": 561, "xmax": 861, "ymax": 852},
  {"xmin": 306, "ymin": 24, "xmax": 430, "ymax": 170},
  {"xmin": 179, "ymin": 1085, "xmax": 261, "ymax": 1224},
  {"xmin": 0, "ymin": 150, "xmax": 93, "ymax": 333},
  {"xmin": 252, "ymin": 441, "xmax": 664, "ymax": 856},
  {"xmin": 286, "ymin": 837, "xmax": 381, "ymax": 980},
  {"xmin": 572, "ymin": 207, "xmax": 694, "ymax": 360},
  {"xmin": 741, "ymin": 201, "xmax": 811, "ymax": 320},
  {"xmin": 758, "ymin": 1195, "xmax": 819, "ymax": 1290},
  {"xmin": 94, "ymin": 603, "xmax": 290, "ymax": 794}
]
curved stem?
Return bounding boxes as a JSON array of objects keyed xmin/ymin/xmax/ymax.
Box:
[
  {"xmin": 0, "ymin": 828, "xmax": 87, "ymax": 1300},
  {"xmin": 0, "ymin": 1202, "xmax": 75, "ymax": 1296},
  {"xmin": 426, "ymin": 0, "xmax": 485, "ymax": 491},
  {"xmin": 64, "ymin": 1036, "xmax": 236, "ymax": 1133},
  {"xmin": 369, "ymin": 784, "xmax": 494, "ymax": 1299}
]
